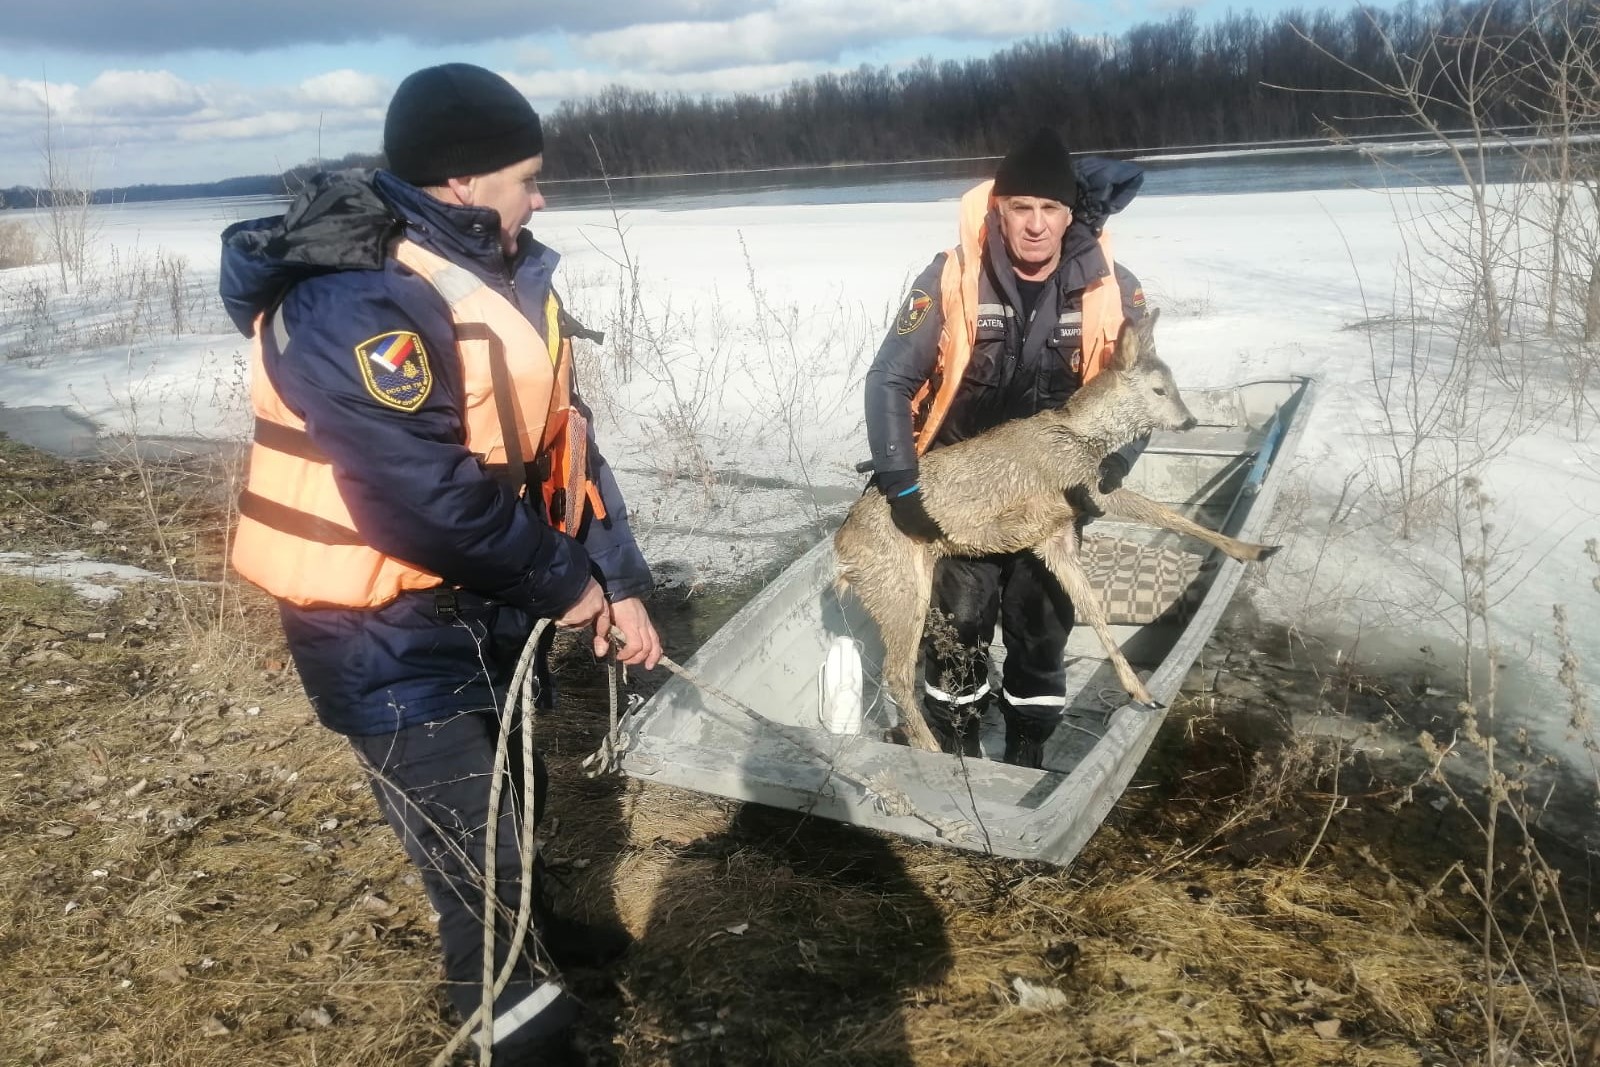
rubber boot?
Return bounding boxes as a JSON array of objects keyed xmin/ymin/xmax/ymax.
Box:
[
  {"xmin": 465, "ymin": 976, "xmax": 584, "ymax": 1067},
  {"xmin": 1000, "ymin": 701, "xmax": 1062, "ymax": 770},
  {"xmin": 502, "ymin": 1032, "xmax": 588, "ymax": 1067},
  {"xmin": 923, "ymin": 692, "xmax": 986, "ymax": 758}
]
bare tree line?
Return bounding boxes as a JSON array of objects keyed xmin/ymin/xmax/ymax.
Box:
[
  {"xmin": 3, "ymin": 0, "xmax": 1594, "ymax": 205},
  {"xmin": 540, "ymin": 0, "xmax": 1565, "ymax": 179}
]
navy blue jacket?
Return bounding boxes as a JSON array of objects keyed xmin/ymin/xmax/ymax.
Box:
[
  {"xmin": 220, "ymin": 170, "xmax": 652, "ymax": 734},
  {"xmin": 865, "ymin": 158, "xmax": 1148, "ymax": 476}
]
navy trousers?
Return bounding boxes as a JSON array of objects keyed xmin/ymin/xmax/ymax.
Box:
[
  {"xmin": 920, "ymin": 551, "xmax": 1076, "ymax": 749},
  {"xmin": 343, "ymin": 622, "xmax": 579, "ymax": 1057}
]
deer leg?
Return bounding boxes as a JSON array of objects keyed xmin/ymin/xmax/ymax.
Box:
[
  {"xmin": 1032, "ymin": 532, "xmax": 1157, "ymax": 707},
  {"xmin": 835, "ymin": 501, "xmax": 942, "ymax": 752},
  {"xmin": 846, "ymin": 541, "xmax": 940, "ymax": 752},
  {"xmin": 878, "ymin": 548, "xmax": 941, "ymax": 752},
  {"xmin": 1099, "ymin": 488, "xmax": 1277, "ymax": 562}
]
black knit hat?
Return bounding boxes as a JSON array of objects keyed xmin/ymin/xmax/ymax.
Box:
[
  {"xmin": 383, "ymin": 63, "xmax": 544, "ymax": 186},
  {"xmin": 992, "ymin": 128, "xmax": 1078, "ymax": 209}
]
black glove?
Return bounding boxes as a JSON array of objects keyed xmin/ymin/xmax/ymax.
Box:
[
  {"xmin": 875, "ymin": 468, "xmax": 946, "ymax": 542},
  {"xmin": 1098, "ymin": 453, "xmax": 1130, "ymax": 494},
  {"xmin": 889, "ymin": 488, "xmax": 946, "ymax": 542}
]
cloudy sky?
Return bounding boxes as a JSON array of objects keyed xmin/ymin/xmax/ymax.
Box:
[{"xmin": 0, "ymin": 0, "xmax": 1322, "ymax": 189}]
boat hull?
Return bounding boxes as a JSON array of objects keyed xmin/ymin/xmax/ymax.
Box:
[{"xmin": 620, "ymin": 378, "xmax": 1315, "ymax": 865}]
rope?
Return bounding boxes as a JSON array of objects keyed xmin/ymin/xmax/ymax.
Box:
[
  {"xmin": 430, "ymin": 619, "xmax": 550, "ymax": 1067},
  {"xmin": 580, "ymin": 654, "xmax": 627, "ymax": 778},
  {"xmin": 423, "ymin": 599, "xmax": 979, "ymax": 1064}
]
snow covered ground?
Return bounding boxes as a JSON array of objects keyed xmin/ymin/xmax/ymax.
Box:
[{"xmin": 1, "ymin": 179, "xmax": 1597, "ymax": 788}]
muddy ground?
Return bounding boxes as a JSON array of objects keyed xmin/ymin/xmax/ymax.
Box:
[{"xmin": 2, "ymin": 434, "xmax": 1596, "ymax": 1067}]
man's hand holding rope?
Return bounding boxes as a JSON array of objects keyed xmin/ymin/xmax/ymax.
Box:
[
  {"xmin": 554, "ymin": 578, "xmax": 612, "ymax": 657},
  {"xmin": 609, "ymin": 596, "xmax": 662, "ymax": 669},
  {"xmin": 555, "ymin": 580, "xmax": 661, "ymax": 670}
]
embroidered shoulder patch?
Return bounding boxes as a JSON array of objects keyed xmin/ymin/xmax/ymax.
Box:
[
  {"xmin": 896, "ymin": 289, "xmax": 933, "ymax": 335},
  {"xmin": 355, "ymin": 331, "xmax": 432, "ymax": 412}
]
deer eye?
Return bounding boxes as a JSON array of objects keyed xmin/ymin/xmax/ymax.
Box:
[{"xmin": 1153, "ymin": 388, "xmax": 1168, "ymax": 396}]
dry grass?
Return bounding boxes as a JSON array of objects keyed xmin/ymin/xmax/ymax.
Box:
[
  {"xmin": 0, "ymin": 216, "xmax": 43, "ymax": 270},
  {"xmin": 1, "ymin": 434, "xmax": 1594, "ymax": 1067},
  {"xmin": 1, "ymin": 436, "xmax": 451, "ymax": 1064},
  {"xmin": 0, "ymin": 568, "xmax": 454, "ymax": 1065},
  {"xmin": 538, "ymin": 648, "xmax": 1593, "ymax": 1067}
]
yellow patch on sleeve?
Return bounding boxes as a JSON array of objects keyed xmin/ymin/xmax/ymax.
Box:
[{"xmin": 354, "ymin": 330, "xmax": 433, "ymax": 412}]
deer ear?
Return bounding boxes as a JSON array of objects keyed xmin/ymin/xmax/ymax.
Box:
[
  {"xmin": 1146, "ymin": 306, "xmax": 1161, "ymax": 328},
  {"xmin": 1112, "ymin": 318, "xmax": 1142, "ymax": 371}
]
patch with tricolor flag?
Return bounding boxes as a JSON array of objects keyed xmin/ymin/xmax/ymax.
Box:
[
  {"xmin": 896, "ymin": 289, "xmax": 933, "ymax": 335},
  {"xmin": 355, "ymin": 330, "xmax": 432, "ymax": 412}
]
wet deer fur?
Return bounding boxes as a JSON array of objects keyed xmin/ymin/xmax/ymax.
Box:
[{"xmin": 834, "ymin": 309, "xmax": 1278, "ymax": 753}]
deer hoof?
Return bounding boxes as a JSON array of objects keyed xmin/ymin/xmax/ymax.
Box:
[
  {"xmin": 896, "ymin": 718, "xmax": 943, "ymax": 753},
  {"xmin": 1255, "ymin": 544, "xmax": 1282, "ymax": 561}
]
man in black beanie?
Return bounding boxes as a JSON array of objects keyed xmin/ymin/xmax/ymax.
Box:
[
  {"xmin": 220, "ymin": 63, "xmax": 659, "ymax": 1064},
  {"xmin": 862, "ymin": 127, "xmax": 1149, "ymax": 768},
  {"xmin": 383, "ymin": 62, "xmax": 550, "ymax": 256}
]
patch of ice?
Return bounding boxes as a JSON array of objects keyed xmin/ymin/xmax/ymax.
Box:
[{"xmin": 0, "ymin": 551, "xmax": 170, "ymax": 602}]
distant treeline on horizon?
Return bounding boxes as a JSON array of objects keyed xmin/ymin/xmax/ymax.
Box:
[{"xmin": 0, "ymin": 0, "xmax": 1564, "ymax": 208}]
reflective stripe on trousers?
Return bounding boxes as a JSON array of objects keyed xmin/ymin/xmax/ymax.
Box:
[
  {"xmin": 490, "ymin": 978, "xmax": 578, "ymax": 1049},
  {"xmin": 920, "ymin": 552, "xmax": 1076, "ymax": 715},
  {"xmin": 922, "ymin": 679, "xmax": 991, "ymax": 706}
]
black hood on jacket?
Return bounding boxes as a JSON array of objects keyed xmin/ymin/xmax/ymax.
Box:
[
  {"xmin": 1071, "ymin": 156, "xmax": 1144, "ymax": 235},
  {"xmin": 218, "ymin": 169, "xmax": 401, "ymax": 337}
]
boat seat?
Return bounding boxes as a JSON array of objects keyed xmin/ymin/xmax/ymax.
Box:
[{"xmin": 1146, "ymin": 426, "xmax": 1259, "ymax": 457}]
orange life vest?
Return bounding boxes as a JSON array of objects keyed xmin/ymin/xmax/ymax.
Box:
[
  {"xmin": 912, "ymin": 179, "xmax": 1124, "ymax": 454},
  {"xmin": 232, "ymin": 238, "xmax": 605, "ymax": 609}
]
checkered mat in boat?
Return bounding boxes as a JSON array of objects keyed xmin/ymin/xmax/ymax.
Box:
[{"xmin": 1080, "ymin": 537, "xmax": 1207, "ymax": 625}]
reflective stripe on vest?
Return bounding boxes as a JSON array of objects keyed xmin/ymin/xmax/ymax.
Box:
[
  {"xmin": 911, "ymin": 179, "xmax": 1124, "ymax": 455},
  {"xmin": 232, "ymin": 239, "xmax": 603, "ymax": 610}
]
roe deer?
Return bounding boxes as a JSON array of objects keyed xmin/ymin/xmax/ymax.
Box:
[{"xmin": 834, "ymin": 309, "xmax": 1277, "ymax": 753}]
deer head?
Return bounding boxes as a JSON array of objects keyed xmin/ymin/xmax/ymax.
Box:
[{"xmin": 1109, "ymin": 308, "xmax": 1197, "ymax": 433}]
